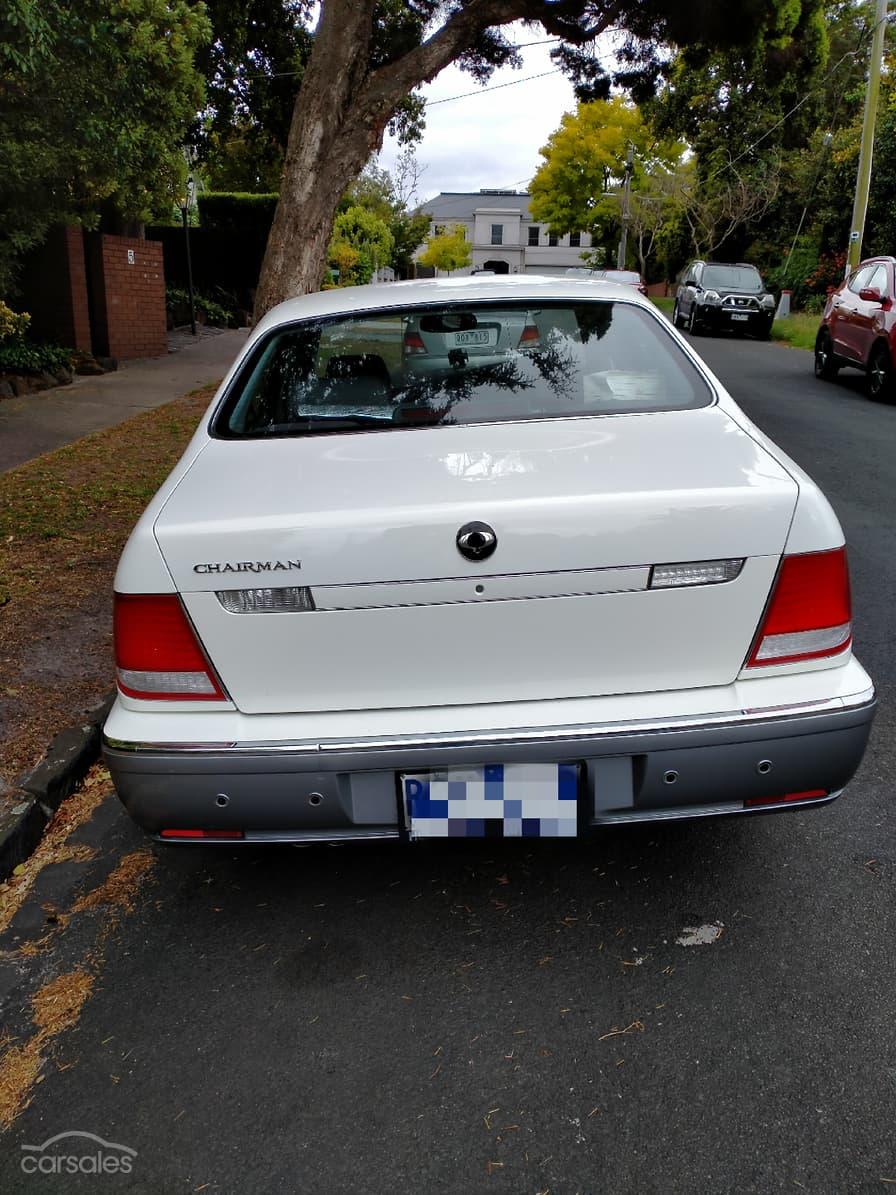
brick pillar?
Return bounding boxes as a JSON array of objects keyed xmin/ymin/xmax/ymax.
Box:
[
  {"xmin": 18, "ymin": 226, "xmax": 92, "ymax": 351},
  {"xmin": 87, "ymin": 235, "xmax": 167, "ymax": 360}
]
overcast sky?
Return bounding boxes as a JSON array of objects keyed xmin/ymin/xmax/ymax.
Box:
[{"xmin": 377, "ymin": 31, "xmax": 581, "ymax": 204}]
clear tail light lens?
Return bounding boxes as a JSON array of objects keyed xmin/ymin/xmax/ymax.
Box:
[
  {"xmin": 403, "ymin": 330, "xmax": 427, "ymax": 355},
  {"xmin": 746, "ymin": 547, "xmax": 851, "ymax": 668},
  {"xmin": 519, "ymin": 323, "xmax": 541, "ymax": 348},
  {"xmin": 216, "ymin": 586, "xmax": 315, "ymax": 614},
  {"xmin": 114, "ymin": 593, "xmax": 227, "ymax": 700}
]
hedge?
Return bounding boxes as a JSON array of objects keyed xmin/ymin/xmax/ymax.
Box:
[{"xmin": 196, "ymin": 192, "xmax": 278, "ymax": 235}]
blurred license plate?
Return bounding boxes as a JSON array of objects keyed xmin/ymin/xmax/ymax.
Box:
[
  {"xmin": 452, "ymin": 329, "xmax": 495, "ymax": 347},
  {"xmin": 402, "ymin": 764, "xmax": 578, "ymax": 839},
  {"xmin": 731, "ymin": 313, "xmax": 749, "ymax": 321}
]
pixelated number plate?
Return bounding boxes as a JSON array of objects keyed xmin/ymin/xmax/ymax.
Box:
[{"xmin": 402, "ymin": 763, "xmax": 578, "ymax": 840}]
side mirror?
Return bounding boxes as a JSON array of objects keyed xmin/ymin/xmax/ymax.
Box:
[{"xmin": 859, "ymin": 286, "xmax": 883, "ymax": 303}]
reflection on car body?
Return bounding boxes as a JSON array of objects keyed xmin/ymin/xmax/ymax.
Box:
[{"xmin": 103, "ymin": 275, "xmax": 874, "ymax": 847}]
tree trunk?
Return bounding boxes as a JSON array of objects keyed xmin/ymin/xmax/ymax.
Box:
[
  {"xmin": 252, "ymin": 0, "xmax": 537, "ymax": 320},
  {"xmin": 252, "ymin": 0, "xmax": 380, "ymax": 317}
]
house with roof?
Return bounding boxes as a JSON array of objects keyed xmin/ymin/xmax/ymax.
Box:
[{"xmin": 414, "ymin": 190, "xmax": 592, "ymax": 276}]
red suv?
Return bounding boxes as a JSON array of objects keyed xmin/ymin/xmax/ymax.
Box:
[{"xmin": 815, "ymin": 256, "xmax": 896, "ymax": 400}]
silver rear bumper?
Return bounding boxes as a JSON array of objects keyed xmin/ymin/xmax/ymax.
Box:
[{"xmin": 104, "ymin": 690, "xmax": 876, "ymax": 841}]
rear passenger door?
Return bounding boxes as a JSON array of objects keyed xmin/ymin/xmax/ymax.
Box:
[
  {"xmin": 849, "ymin": 263, "xmax": 889, "ymax": 365},
  {"xmin": 677, "ymin": 264, "xmax": 700, "ymax": 320},
  {"xmin": 832, "ymin": 265, "xmax": 874, "ymax": 361}
]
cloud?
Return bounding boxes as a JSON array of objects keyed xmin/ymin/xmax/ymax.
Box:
[{"xmin": 378, "ymin": 37, "xmax": 579, "ymax": 201}]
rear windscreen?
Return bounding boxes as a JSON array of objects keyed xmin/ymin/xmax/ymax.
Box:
[{"xmin": 214, "ymin": 300, "xmax": 712, "ymax": 438}]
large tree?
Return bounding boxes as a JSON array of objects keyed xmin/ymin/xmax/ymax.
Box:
[
  {"xmin": 252, "ymin": 0, "xmax": 825, "ymax": 316},
  {"xmin": 529, "ymin": 97, "xmax": 684, "ymax": 273},
  {"xmin": 0, "ymin": 0, "xmax": 210, "ymax": 293}
]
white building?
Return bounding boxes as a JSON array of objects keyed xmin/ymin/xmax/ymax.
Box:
[{"xmin": 414, "ymin": 190, "xmax": 593, "ymax": 276}]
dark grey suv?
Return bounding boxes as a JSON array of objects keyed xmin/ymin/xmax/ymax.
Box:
[{"xmin": 673, "ymin": 261, "xmax": 776, "ymax": 339}]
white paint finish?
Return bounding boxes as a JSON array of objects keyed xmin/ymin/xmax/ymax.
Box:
[
  {"xmin": 180, "ymin": 556, "xmax": 780, "ymax": 714},
  {"xmin": 311, "ymin": 565, "xmax": 651, "ymax": 609},
  {"xmin": 107, "ymin": 276, "xmax": 866, "ymax": 727},
  {"xmin": 676, "ymin": 922, "xmax": 725, "ymax": 947},
  {"xmin": 152, "ymin": 407, "xmax": 797, "ymax": 592},
  {"xmin": 105, "ymin": 652, "xmax": 873, "ymax": 739}
]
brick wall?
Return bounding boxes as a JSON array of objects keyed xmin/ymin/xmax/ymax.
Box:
[
  {"xmin": 87, "ymin": 234, "xmax": 167, "ymax": 360},
  {"xmin": 19, "ymin": 226, "xmax": 92, "ymax": 351}
]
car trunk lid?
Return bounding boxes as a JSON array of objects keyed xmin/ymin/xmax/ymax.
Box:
[{"xmin": 153, "ymin": 407, "xmax": 798, "ymax": 713}]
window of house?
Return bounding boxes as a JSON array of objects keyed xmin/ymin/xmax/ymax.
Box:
[
  {"xmin": 548, "ymin": 233, "xmax": 559, "ymax": 247},
  {"xmin": 491, "ymin": 224, "xmax": 503, "ymax": 245},
  {"xmin": 528, "ymin": 226, "xmax": 540, "ymax": 246},
  {"xmin": 569, "ymin": 233, "xmax": 581, "ymax": 248}
]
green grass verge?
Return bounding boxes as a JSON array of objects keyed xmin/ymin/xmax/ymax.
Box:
[
  {"xmin": 650, "ymin": 297, "xmax": 675, "ymax": 316},
  {"xmin": 771, "ymin": 312, "xmax": 819, "ymax": 352}
]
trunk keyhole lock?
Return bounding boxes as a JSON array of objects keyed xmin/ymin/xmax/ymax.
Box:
[
  {"xmin": 215, "ymin": 793, "xmax": 230, "ymax": 807},
  {"xmin": 663, "ymin": 770, "xmax": 678, "ymax": 785},
  {"xmin": 308, "ymin": 792, "xmax": 324, "ymax": 806},
  {"xmin": 756, "ymin": 760, "xmax": 772, "ymax": 775}
]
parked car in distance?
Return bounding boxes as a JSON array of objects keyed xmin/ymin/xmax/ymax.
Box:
[
  {"xmin": 814, "ymin": 255, "xmax": 896, "ymax": 401},
  {"xmin": 674, "ymin": 261, "xmax": 776, "ymax": 339},
  {"xmin": 104, "ymin": 274, "xmax": 874, "ymax": 846},
  {"xmin": 565, "ymin": 267, "xmax": 648, "ymax": 295}
]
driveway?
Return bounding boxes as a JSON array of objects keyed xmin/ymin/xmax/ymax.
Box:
[{"xmin": 1, "ymin": 334, "xmax": 893, "ymax": 1194}]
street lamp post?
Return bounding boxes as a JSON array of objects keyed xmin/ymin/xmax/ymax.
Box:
[{"xmin": 181, "ymin": 174, "xmax": 197, "ymax": 337}]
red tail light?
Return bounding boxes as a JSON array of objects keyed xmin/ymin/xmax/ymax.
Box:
[
  {"xmin": 114, "ymin": 593, "xmax": 227, "ymax": 700},
  {"xmin": 746, "ymin": 547, "xmax": 851, "ymax": 668},
  {"xmin": 745, "ymin": 789, "xmax": 827, "ymax": 808},
  {"xmin": 519, "ymin": 323, "xmax": 541, "ymax": 347},
  {"xmin": 403, "ymin": 330, "xmax": 427, "ymax": 355},
  {"xmin": 160, "ymin": 829, "xmax": 244, "ymax": 840}
]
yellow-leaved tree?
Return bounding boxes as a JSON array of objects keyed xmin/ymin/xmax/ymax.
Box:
[
  {"xmin": 417, "ymin": 225, "xmax": 472, "ymax": 275},
  {"xmin": 530, "ymin": 99, "xmax": 685, "ymax": 276}
]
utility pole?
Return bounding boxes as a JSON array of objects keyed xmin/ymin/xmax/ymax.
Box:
[
  {"xmin": 616, "ymin": 144, "xmax": 634, "ymax": 270},
  {"xmin": 846, "ymin": 0, "xmax": 888, "ymax": 275}
]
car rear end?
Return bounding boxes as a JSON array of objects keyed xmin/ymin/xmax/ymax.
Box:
[{"xmin": 104, "ymin": 279, "xmax": 874, "ymax": 843}]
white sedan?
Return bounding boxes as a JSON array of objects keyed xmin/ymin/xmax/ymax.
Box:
[{"xmin": 103, "ymin": 276, "xmax": 875, "ymax": 844}]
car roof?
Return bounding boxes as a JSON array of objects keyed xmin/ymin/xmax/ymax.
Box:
[{"xmin": 254, "ymin": 275, "xmax": 651, "ymax": 334}]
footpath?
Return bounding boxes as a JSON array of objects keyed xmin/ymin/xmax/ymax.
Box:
[{"xmin": 0, "ymin": 327, "xmax": 248, "ymax": 473}]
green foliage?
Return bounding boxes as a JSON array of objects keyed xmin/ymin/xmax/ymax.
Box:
[
  {"xmin": 0, "ymin": 0, "xmax": 211, "ymax": 293},
  {"xmin": 0, "ymin": 339, "xmax": 70, "ymax": 374},
  {"xmin": 165, "ymin": 285, "xmax": 235, "ymax": 327},
  {"xmin": 327, "ymin": 206, "xmax": 395, "ymax": 285},
  {"xmin": 339, "ymin": 165, "xmax": 431, "ymax": 277},
  {"xmin": 418, "ymin": 226, "xmax": 472, "ymax": 274},
  {"xmin": 0, "ymin": 300, "xmax": 30, "ymax": 341},
  {"xmin": 194, "ymin": 1, "xmax": 314, "ymax": 191},
  {"xmin": 197, "ymin": 192, "xmax": 279, "ymax": 234},
  {"xmin": 531, "ymin": 99, "xmax": 681, "ymax": 236},
  {"xmin": 530, "ymin": 99, "xmax": 685, "ymax": 274}
]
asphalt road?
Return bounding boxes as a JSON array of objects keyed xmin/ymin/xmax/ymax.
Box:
[{"xmin": 1, "ymin": 334, "xmax": 894, "ymax": 1194}]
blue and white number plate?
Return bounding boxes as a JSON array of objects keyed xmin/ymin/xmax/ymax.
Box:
[{"xmin": 402, "ymin": 763, "xmax": 578, "ymax": 840}]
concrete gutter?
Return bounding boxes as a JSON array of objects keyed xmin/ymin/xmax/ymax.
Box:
[{"xmin": 0, "ymin": 693, "xmax": 114, "ymax": 881}]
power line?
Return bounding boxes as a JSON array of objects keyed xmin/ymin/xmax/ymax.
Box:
[{"xmin": 426, "ymin": 67, "xmax": 562, "ymax": 106}]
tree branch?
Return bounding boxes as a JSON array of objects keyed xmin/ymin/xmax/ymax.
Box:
[{"xmin": 360, "ymin": 0, "xmax": 622, "ymax": 124}]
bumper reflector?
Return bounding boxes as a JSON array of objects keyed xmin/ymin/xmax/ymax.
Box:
[
  {"xmin": 650, "ymin": 559, "xmax": 744, "ymax": 588},
  {"xmin": 744, "ymin": 789, "xmax": 827, "ymax": 808},
  {"xmin": 160, "ymin": 829, "xmax": 245, "ymax": 840},
  {"xmin": 216, "ymin": 586, "xmax": 315, "ymax": 613}
]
